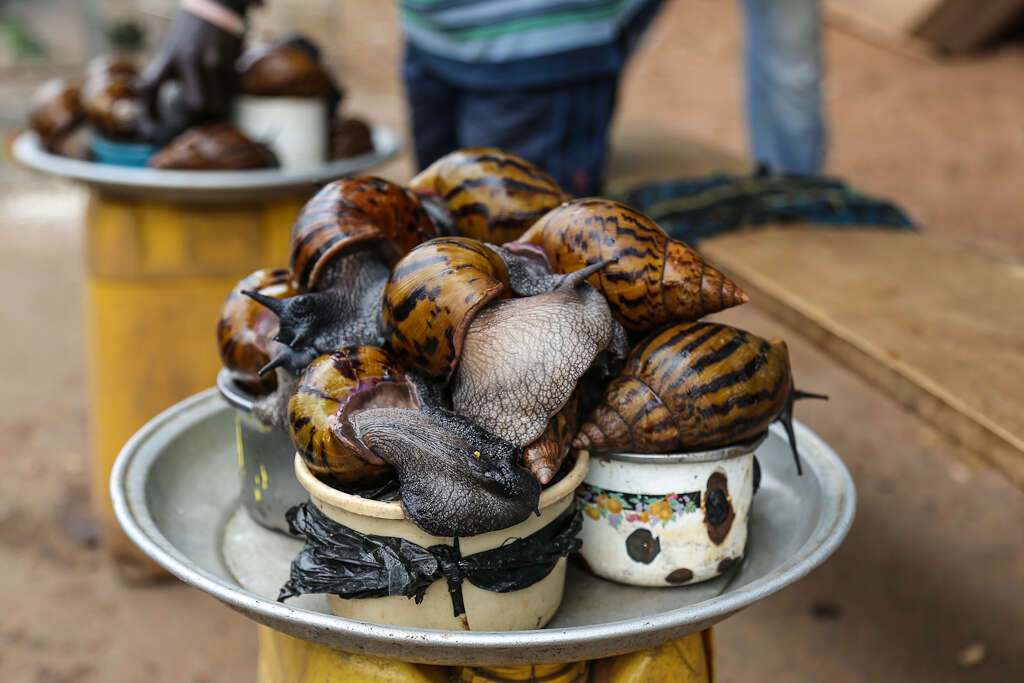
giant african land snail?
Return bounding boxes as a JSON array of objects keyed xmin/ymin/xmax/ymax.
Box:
[
  {"xmin": 575, "ymin": 321, "xmax": 826, "ymax": 474},
  {"xmin": 28, "ymin": 79, "xmax": 85, "ymax": 156},
  {"xmin": 245, "ymin": 177, "xmax": 441, "ymax": 375},
  {"xmin": 149, "ymin": 122, "xmax": 279, "ymax": 169},
  {"xmin": 217, "ymin": 268, "xmax": 296, "ymax": 394},
  {"xmin": 515, "ymin": 198, "xmax": 748, "ymax": 334},
  {"xmin": 408, "ymin": 147, "xmax": 569, "ymax": 243}
]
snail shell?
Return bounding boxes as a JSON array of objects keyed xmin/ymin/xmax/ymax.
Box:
[
  {"xmin": 330, "ymin": 117, "xmax": 374, "ymax": 159},
  {"xmin": 288, "ymin": 346, "xmax": 417, "ymax": 485},
  {"xmin": 82, "ymin": 73, "xmax": 141, "ymax": 142},
  {"xmin": 522, "ymin": 390, "xmax": 582, "ymax": 485},
  {"xmin": 381, "ymin": 236, "xmax": 511, "ymax": 381},
  {"xmin": 574, "ymin": 322, "xmax": 791, "ymax": 453},
  {"xmin": 409, "ymin": 147, "xmax": 568, "ymax": 244},
  {"xmin": 516, "ymin": 199, "xmax": 748, "ymax": 333},
  {"xmin": 289, "ymin": 177, "xmax": 439, "ymax": 292},
  {"xmin": 28, "ymin": 79, "xmax": 84, "ymax": 153},
  {"xmin": 148, "ymin": 123, "xmax": 279, "ymax": 169},
  {"xmin": 217, "ymin": 268, "xmax": 296, "ymax": 394},
  {"xmin": 238, "ymin": 42, "xmax": 335, "ymax": 97}
]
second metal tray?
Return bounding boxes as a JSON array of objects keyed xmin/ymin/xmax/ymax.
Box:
[{"xmin": 111, "ymin": 389, "xmax": 855, "ymax": 665}]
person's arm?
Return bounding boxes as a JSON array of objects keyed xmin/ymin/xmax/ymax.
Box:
[{"xmin": 138, "ymin": 0, "xmax": 262, "ymax": 126}]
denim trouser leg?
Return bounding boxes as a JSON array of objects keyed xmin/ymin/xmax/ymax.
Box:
[
  {"xmin": 742, "ymin": 0, "xmax": 826, "ymax": 174},
  {"xmin": 403, "ymin": 51, "xmax": 461, "ymax": 171}
]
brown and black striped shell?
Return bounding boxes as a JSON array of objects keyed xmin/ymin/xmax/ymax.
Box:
[
  {"xmin": 238, "ymin": 42, "xmax": 335, "ymax": 97},
  {"xmin": 574, "ymin": 322, "xmax": 792, "ymax": 452},
  {"xmin": 217, "ymin": 268, "xmax": 296, "ymax": 394},
  {"xmin": 289, "ymin": 177, "xmax": 439, "ymax": 292},
  {"xmin": 148, "ymin": 123, "xmax": 279, "ymax": 170},
  {"xmin": 515, "ymin": 199, "xmax": 747, "ymax": 333},
  {"xmin": 523, "ymin": 390, "xmax": 582, "ymax": 485},
  {"xmin": 28, "ymin": 78, "xmax": 84, "ymax": 153},
  {"xmin": 330, "ymin": 117, "xmax": 374, "ymax": 159},
  {"xmin": 381, "ymin": 237, "xmax": 510, "ymax": 382},
  {"xmin": 409, "ymin": 147, "xmax": 569, "ymax": 243},
  {"xmin": 288, "ymin": 346, "xmax": 417, "ymax": 485}
]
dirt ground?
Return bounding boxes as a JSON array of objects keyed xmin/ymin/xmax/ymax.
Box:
[{"xmin": 1, "ymin": 1, "xmax": 1022, "ymax": 681}]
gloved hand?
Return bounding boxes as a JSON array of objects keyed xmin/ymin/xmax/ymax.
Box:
[{"xmin": 138, "ymin": 1, "xmax": 259, "ymax": 128}]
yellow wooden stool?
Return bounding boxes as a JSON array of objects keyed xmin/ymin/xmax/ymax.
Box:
[
  {"xmin": 86, "ymin": 191, "xmax": 306, "ymax": 579},
  {"xmin": 257, "ymin": 626, "xmax": 714, "ymax": 683}
]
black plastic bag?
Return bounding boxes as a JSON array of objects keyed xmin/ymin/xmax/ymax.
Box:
[{"xmin": 279, "ymin": 501, "xmax": 582, "ymax": 617}]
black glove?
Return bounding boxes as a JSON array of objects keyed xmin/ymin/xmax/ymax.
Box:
[{"xmin": 138, "ymin": 1, "xmax": 261, "ymax": 128}]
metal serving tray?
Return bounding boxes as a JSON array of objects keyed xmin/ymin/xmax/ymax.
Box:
[
  {"xmin": 111, "ymin": 389, "xmax": 855, "ymax": 666},
  {"xmin": 12, "ymin": 125, "xmax": 398, "ymax": 203}
]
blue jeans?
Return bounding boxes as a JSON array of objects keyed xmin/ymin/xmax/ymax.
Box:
[{"xmin": 742, "ymin": 0, "xmax": 825, "ymax": 174}]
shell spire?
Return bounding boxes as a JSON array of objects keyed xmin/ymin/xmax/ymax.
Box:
[
  {"xmin": 663, "ymin": 240, "xmax": 749, "ymax": 318},
  {"xmin": 516, "ymin": 199, "xmax": 748, "ymax": 333}
]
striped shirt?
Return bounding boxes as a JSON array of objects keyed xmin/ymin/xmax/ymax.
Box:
[{"xmin": 401, "ymin": 0, "xmax": 664, "ymax": 89}]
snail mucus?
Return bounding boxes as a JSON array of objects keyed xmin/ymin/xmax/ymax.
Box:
[{"xmin": 222, "ymin": 151, "xmax": 822, "ymax": 542}]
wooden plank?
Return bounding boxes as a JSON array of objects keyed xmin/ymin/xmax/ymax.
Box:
[
  {"xmin": 826, "ymin": 0, "xmax": 939, "ymax": 40},
  {"xmin": 700, "ymin": 227, "xmax": 1024, "ymax": 489},
  {"xmin": 912, "ymin": 0, "xmax": 1024, "ymax": 52}
]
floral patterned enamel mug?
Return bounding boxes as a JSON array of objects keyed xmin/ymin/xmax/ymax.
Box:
[{"xmin": 576, "ymin": 434, "xmax": 765, "ymax": 587}]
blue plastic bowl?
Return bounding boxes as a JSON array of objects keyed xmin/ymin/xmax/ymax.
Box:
[{"xmin": 90, "ymin": 135, "xmax": 157, "ymax": 167}]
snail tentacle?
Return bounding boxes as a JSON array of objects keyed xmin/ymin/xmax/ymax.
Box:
[{"xmin": 245, "ymin": 254, "xmax": 391, "ymax": 374}]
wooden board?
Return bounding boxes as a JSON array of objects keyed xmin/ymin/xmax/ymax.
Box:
[
  {"xmin": 700, "ymin": 227, "xmax": 1024, "ymax": 489},
  {"xmin": 826, "ymin": 0, "xmax": 938, "ymax": 44},
  {"xmin": 826, "ymin": 0, "xmax": 1024, "ymax": 53},
  {"xmin": 913, "ymin": 0, "xmax": 1024, "ymax": 52}
]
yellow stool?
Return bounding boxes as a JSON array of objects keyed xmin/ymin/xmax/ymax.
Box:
[
  {"xmin": 257, "ymin": 626, "xmax": 714, "ymax": 683},
  {"xmin": 86, "ymin": 191, "xmax": 305, "ymax": 579}
]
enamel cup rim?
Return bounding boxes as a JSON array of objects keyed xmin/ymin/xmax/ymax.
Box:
[
  {"xmin": 587, "ymin": 432, "xmax": 767, "ymax": 465},
  {"xmin": 295, "ymin": 449, "xmax": 591, "ymax": 521}
]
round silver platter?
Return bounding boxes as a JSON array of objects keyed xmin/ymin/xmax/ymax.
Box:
[
  {"xmin": 111, "ymin": 389, "xmax": 855, "ymax": 666},
  {"xmin": 12, "ymin": 126, "xmax": 399, "ymax": 203}
]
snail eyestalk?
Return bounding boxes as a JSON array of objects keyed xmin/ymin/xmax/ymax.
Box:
[{"xmin": 554, "ymin": 258, "xmax": 617, "ymax": 292}]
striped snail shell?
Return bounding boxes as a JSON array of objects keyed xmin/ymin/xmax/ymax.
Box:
[
  {"xmin": 238, "ymin": 42, "xmax": 335, "ymax": 97},
  {"xmin": 149, "ymin": 123, "xmax": 279, "ymax": 169},
  {"xmin": 330, "ymin": 117, "xmax": 373, "ymax": 160},
  {"xmin": 243, "ymin": 178, "xmax": 439, "ymax": 376},
  {"xmin": 522, "ymin": 390, "xmax": 582, "ymax": 485},
  {"xmin": 575, "ymin": 321, "xmax": 795, "ymax": 456},
  {"xmin": 515, "ymin": 199, "xmax": 748, "ymax": 334},
  {"xmin": 217, "ymin": 268, "xmax": 296, "ymax": 394},
  {"xmin": 288, "ymin": 346, "xmax": 418, "ymax": 485},
  {"xmin": 409, "ymin": 147, "xmax": 569, "ymax": 244},
  {"xmin": 82, "ymin": 71, "xmax": 141, "ymax": 142},
  {"xmin": 289, "ymin": 177, "xmax": 439, "ymax": 293},
  {"xmin": 28, "ymin": 78, "xmax": 85, "ymax": 154},
  {"xmin": 381, "ymin": 236, "xmax": 511, "ymax": 381}
]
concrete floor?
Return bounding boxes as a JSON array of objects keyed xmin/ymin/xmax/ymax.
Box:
[{"xmin": 1, "ymin": 1, "xmax": 1022, "ymax": 681}]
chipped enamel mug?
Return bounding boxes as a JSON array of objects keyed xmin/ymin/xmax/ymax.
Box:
[
  {"xmin": 576, "ymin": 434, "xmax": 765, "ymax": 587},
  {"xmin": 217, "ymin": 370, "xmax": 307, "ymax": 534}
]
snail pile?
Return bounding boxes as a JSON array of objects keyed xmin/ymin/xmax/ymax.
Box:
[
  {"xmin": 218, "ymin": 147, "xmax": 820, "ymax": 538},
  {"xmin": 26, "ymin": 36, "xmax": 373, "ymax": 167}
]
